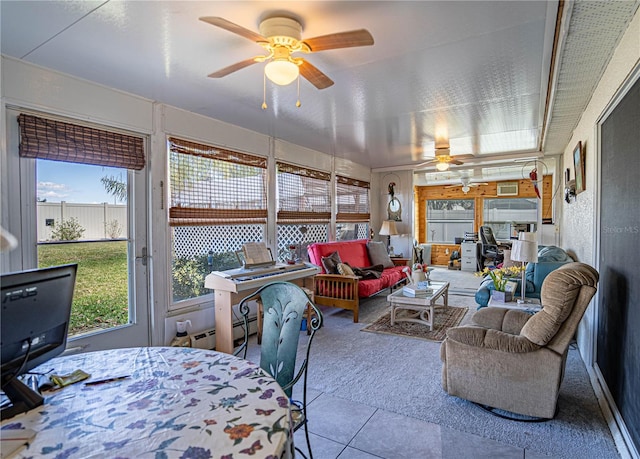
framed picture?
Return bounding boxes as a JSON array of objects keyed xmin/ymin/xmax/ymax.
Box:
[{"xmin": 573, "ymin": 141, "xmax": 585, "ymax": 194}]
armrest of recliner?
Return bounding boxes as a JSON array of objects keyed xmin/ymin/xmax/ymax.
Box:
[
  {"xmin": 446, "ymin": 326, "xmax": 541, "ymax": 353},
  {"xmin": 471, "ymin": 307, "xmax": 532, "ymax": 335}
]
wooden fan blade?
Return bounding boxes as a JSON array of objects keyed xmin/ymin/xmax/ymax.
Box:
[
  {"xmin": 199, "ymin": 17, "xmax": 266, "ymax": 43},
  {"xmin": 302, "ymin": 29, "xmax": 374, "ymax": 52},
  {"xmin": 450, "ymin": 159, "xmax": 464, "ymax": 165},
  {"xmin": 415, "ymin": 159, "xmax": 437, "ymax": 168},
  {"xmin": 208, "ymin": 58, "xmax": 259, "ymax": 78},
  {"xmin": 299, "ymin": 60, "xmax": 334, "ymax": 89}
]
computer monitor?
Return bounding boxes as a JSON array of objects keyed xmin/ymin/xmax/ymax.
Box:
[{"xmin": 1, "ymin": 263, "xmax": 77, "ymax": 420}]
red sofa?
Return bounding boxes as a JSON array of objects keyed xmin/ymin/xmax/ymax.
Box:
[{"xmin": 307, "ymin": 239, "xmax": 406, "ymax": 322}]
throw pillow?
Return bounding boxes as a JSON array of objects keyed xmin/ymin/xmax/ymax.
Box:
[
  {"xmin": 321, "ymin": 251, "xmax": 342, "ymax": 274},
  {"xmin": 336, "ymin": 262, "xmax": 355, "ymax": 276},
  {"xmin": 366, "ymin": 241, "xmax": 394, "ymax": 269}
]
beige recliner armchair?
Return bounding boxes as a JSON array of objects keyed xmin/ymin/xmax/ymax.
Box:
[{"xmin": 440, "ymin": 262, "xmax": 599, "ymax": 419}]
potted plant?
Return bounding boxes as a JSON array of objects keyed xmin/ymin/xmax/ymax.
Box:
[{"xmin": 476, "ymin": 265, "xmax": 524, "ymax": 302}]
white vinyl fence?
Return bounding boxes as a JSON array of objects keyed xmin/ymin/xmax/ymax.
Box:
[{"xmin": 37, "ymin": 202, "xmax": 127, "ymax": 241}]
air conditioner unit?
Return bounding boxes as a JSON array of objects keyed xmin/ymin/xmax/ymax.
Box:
[{"xmin": 497, "ymin": 182, "xmax": 519, "ymax": 196}]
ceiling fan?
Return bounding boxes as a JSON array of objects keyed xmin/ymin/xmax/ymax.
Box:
[
  {"xmin": 445, "ymin": 173, "xmax": 488, "ymax": 194},
  {"xmin": 199, "ymin": 15, "xmax": 374, "ymax": 90},
  {"xmin": 417, "ymin": 147, "xmax": 472, "ymax": 171}
]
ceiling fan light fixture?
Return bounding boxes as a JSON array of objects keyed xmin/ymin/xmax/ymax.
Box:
[
  {"xmin": 264, "ymin": 59, "xmax": 299, "ymax": 85},
  {"xmin": 436, "ymin": 162, "xmax": 450, "ymax": 172},
  {"xmin": 461, "ymin": 185, "xmax": 470, "ymax": 193}
]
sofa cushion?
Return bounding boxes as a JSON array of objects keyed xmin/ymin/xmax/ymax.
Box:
[
  {"xmin": 525, "ymin": 246, "xmax": 573, "ymax": 291},
  {"xmin": 357, "ymin": 265, "xmax": 405, "ymax": 297},
  {"xmin": 367, "ymin": 241, "xmax": 394, "ymax": 268},
  {"xmin": 321, "ymin": 251, "xmax": 342, "ymax": 274},
  {"xmin": 337, "ymin": 262, "xmax": 355, "ymax": 276},
  {"xmin": 308, "ymin": 240, "xmax": 371, "ymax": 272}
]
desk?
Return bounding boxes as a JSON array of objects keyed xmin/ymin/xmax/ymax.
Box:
[
  {"xmin": 204, "ymin": 263, "xmax": 319, "ymax": 353},
  {"xmin": 390, "ymin": 257, "xmax": 410, "ymax": 266},
  {"xmin": 1, "ymin": 347, "xmax": 293, "ymax": 458}
]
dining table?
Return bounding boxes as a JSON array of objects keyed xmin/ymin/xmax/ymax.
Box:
[{"xmin": 0, "ymin": 346, "xmax": 293, "ymax": 459}]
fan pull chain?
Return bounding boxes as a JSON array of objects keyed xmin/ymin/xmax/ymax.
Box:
[
  {"xmin": 261, "ymin": 72, "xmax": 268, "ymax": 110},
  {"xmin": 296, "ymin": 74, "xmax": 301, "ymax": 108}
]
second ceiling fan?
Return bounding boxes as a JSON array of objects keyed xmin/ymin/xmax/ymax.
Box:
[
  {"xmin": 417, "ymin": 146, "xmax": 473, "ymax": 171},
  {"xmin": 200, "ymin": 15, "xmax": 374, "ymax": 89},
  {"xmin": 445, "ymin": 173, "xmax": 488, "ymax": 194}
]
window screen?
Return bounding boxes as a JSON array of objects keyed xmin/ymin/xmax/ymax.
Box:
[
  {"xmin": 169, "ymin": 137, "xmax": 267, "ymax": 226},
  {"xmin": 276, "ymin": 162, "xmax": 331, "ymax": 222},
  {"xmin": 336, "ymin": 176, "xmax": 370, "ymax": 222}
]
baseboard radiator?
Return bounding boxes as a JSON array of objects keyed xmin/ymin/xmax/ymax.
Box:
[{"xmin": 189, "ymin": 317, "xmax": 257, "ymax": 350}]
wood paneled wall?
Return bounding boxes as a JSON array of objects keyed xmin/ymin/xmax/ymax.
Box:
[
  {"xmin": 414, "ymin": 175, "xmax": 553, "ymax": 244},
  {"xmin": 428, "ymin": 244, "xmax": 461, "ymax": 265}
]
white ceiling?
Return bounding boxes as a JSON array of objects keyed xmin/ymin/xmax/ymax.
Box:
[{"xmin": 1, "ymin": 1, "xmax": 638, "ymax": 173}]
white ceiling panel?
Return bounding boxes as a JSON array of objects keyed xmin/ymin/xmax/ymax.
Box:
[{"xmin": 1, "ymin": 0, "xmax": 638, "ymax": 172}]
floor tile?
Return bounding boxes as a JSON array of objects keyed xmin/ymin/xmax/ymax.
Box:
[
  {"xmin": 524, "ymin": 450, "xmax": 552, "ymax": 459},
  {"xmin": 294, "ymin": 430, "xmax": 347, "ymax": 459},
  {"xmin": 349, "ymin": 409, "xmax": 443, "ymax": 459},
  {"xmin": 306, "ymin": 393, "xmax": 377, "ymax": 445},
  {"xmin": 338, "ymin": 446, "xmax": 384, "ymax": 458},
  {"xmin": 441, "ymin": 426, "xmax": 524, "ymax": 459}
]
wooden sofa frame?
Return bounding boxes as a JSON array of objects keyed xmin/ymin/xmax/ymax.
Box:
[{"xmin": 312, "ymin": 273, "xmax": 406, "ymax": 323}]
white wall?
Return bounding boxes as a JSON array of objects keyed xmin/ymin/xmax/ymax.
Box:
[
  {"xmin": 559, "ymin": 10, "xmax": 640, "ymax": 359},
  {"xmin": 557, "ymin": 11, "xmax": 639, "ymax": 458},
  {"xmin": 372, "ymin": 170, "xmax": 414, "ymax": 260},
  {"xmin": 1, "ymin": 56, "xmax": 372, "ymax": 347}
]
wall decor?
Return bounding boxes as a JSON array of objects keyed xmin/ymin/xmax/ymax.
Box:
[
  {"xmin": 573, "ymin": 141, "xmax": 586, "ymax": 194},
  {"xmin": 387, "ymin": 181, "xmax": 402, "ymax": 221}
]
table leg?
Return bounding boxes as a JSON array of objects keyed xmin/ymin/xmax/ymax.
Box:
[{"xmin": 214, "ymin": 291, "xmax": 234, "ymax": 354}]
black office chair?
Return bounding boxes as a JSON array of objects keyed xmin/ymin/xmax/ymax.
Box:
[{"xmin": 479, "ymin": 226, "xmax": 505, "ymax": 267}]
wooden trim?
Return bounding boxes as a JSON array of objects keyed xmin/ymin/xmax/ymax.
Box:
[{"xmin": 415, "ymin": 175, "xmax": 553, "ymax": 242}]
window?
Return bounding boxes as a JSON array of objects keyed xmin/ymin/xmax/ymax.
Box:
[
  {"xmin": 18, "ymin": 113, "xmax": 146, "ymax": 338},
  {"xmin": 168, "ymin": 137, "xmax": 267, "ymax": 305},
  {"xmin": 483, "ymin": 198, "xmax": 538, "ymax": 239},
  {"xmin": 275, "ymin": 162, "xmax": 331, "ymax": 262},
  {"xmin": 336, "ymin": 176, "xmax": 370, "ymax": 241},
  {"xmin": 426, "ymin": 200, "xmax": 474, "ymax": 243}
]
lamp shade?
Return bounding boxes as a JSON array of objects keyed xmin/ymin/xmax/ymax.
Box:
[
  {"xmin": 379, "ymin": 220, "xmax": 399, "ymax": 236},
  {"xmin": 264, "ymin": 59, "xmax": 299, "ymax": 85},
  {"xmin": 511, "ymin": 240, "xmax": 538, "ymax": 263},
  {"xmin": 518, "ymin": 231, "xmax": 537, "ymax": 242}
]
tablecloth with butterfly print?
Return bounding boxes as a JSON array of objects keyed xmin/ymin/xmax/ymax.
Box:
[{"xmin": 1, "ymin": 346, "xmax": 293, "ymax": 459}]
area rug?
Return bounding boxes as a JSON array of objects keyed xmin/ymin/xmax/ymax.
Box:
[{"xmin": 361, "ymin": 305, "xmax": 467, "ymax": 342}]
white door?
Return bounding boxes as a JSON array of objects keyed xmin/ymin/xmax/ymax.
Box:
[{"xmin": 3, "ymin": 110, "xmax": 150, "ymax": 352}]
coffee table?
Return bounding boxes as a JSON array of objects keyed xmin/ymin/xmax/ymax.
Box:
[{"xmin": 387, "ymin": 281, "xmax": 449, "ymax": 330}]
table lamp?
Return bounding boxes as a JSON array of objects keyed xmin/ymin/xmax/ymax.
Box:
[
  {"xmin": 379, "ymin": 220, "xmax": 398, "ymax": 254},
  {"xmin": 511, "ymin": 236, "xmax": 538, "ymax": 304}
]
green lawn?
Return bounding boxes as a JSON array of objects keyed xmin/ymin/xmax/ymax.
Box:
[{"xmin": 38, "ymin": 241, "xmax": 129, "ymax": 336}]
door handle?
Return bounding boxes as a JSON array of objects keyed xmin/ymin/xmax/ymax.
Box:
[{"xmin": 136, "ymin": 247, "xmax": 150, "ymax": 266}]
